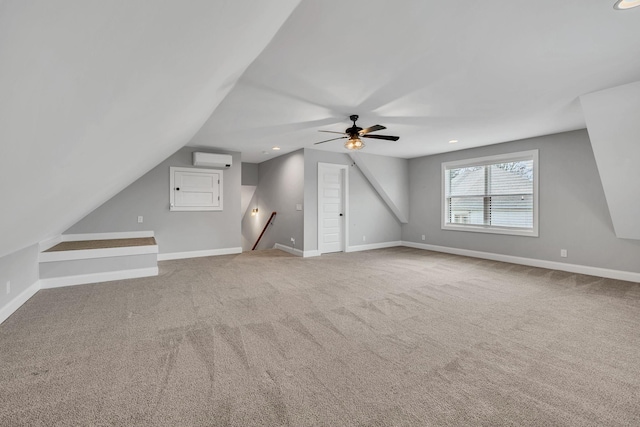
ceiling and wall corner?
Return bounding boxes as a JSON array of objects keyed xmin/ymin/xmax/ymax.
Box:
[
  {"xmin": 0, "ymin": 0, "xmax": 301, "ymax": 259},
  {"xmin": 580, "ymin": 81, "xmax": 640, "ymax": 240}
]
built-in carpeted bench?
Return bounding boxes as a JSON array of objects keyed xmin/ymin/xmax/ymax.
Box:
[{"xmin": 39, "ymin": 232, "xmax": 158, "ymax": 288}]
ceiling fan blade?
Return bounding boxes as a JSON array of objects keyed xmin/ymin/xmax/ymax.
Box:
[
  {"xmin": 359, "ymin": 124, "xmax": 386, "ymax": 135},
  {"xmin": 314, "ymin": 136, "xmax": 347, "ymax": 145},
  {"xmin": 362, "ymin": 134, "xmax": 399, "ymax": 141},
  {"xmin": 318, "ymin": 130, "xmax": 345, "ymax": 134}
]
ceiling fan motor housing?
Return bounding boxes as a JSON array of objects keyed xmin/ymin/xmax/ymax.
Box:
[
  {"xmin": 348, "ymin": 115, "xmax": 362, "ymax": 136},
  {"xmin": 347, "ymin": 126, "xmax": 363, "ymax": 137}
]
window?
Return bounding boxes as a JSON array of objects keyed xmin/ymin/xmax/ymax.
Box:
[{"xmin": 442, "ymin": 150, "xmax": 538, "ymax": 237}]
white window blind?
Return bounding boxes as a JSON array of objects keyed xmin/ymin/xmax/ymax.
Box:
[{"xmin": 442, "ymin": 150, "xmax": 538, "ymax": 237}]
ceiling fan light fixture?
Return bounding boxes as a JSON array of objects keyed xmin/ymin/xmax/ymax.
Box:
[
  {"xmin": 315, "ymin": 115, "xmax": 397, "ymax": 149},
  {"xmin": 614, "ymin": 0, "xmax": 640, "ymax": 9},
  {"xmin": 345, "ymin": 136, "xmax": 364, "ymax": 150}
]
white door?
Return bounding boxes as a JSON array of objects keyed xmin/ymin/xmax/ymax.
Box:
[{"xmin": 318, "ymin": 163, "xmax": 347, "ymax": 254}]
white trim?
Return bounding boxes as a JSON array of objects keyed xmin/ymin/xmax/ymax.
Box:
[
  {"xmin": 0, "ymin": 280, "xmax": 41, "ymax": 325},
  {"xmin": 318, "ymin": 162, "xmax": 349, "ymax": 255},
  {"xmin": 441, "ymin": 149, "xmax": 539, "ymax": 237},
  {"xmin": 39, "ymin": 235, "xmax": 63, "ymax": 252},
  {"xmin": 274, "ymin": 243, "xmax": 304, "ymax": 257},
  {"xmin": 39, "ymin": 267, "xmax": 159, "ymax": 289},
  {"xmin": 271, "ymin": 245, "xmax": 320, "ymax": 258},
  {"xmin": 346, "ymin": 241, "xmax": 402, "ymax": 253},
  {"xmin": 441, "ymin": 223, "xmax": 539, "ymax": 237},
  {"xmin": 442, "ymin": 150, "xmax": 539, "ymax": 169},
  {"xmin": 62, "ymin": 231, "xmax": 154, "ymax": 241},
  {"xmin": 157, "ymin": 247, "xmax": 242, "ymax": 261},
  {"xmin": 39, "ymin": 245, "xmax": 158, "ymax": 263},
  {"xmin": 401, "ymin": 241, "xmax": 640, "ymax": 283}
]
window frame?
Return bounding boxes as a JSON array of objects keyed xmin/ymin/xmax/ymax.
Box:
[{"xmin": 441, "ymin": 149, "xmax": 539, "ymax": 237}]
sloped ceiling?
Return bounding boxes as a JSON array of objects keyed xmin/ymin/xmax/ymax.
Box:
[
  {"xmin": 0, "ymin": 0, "xmax": 300, "ymax": 258},
  {"xmin": 190, "ymin": 0, "xmax": 640, "ymax": 163}
]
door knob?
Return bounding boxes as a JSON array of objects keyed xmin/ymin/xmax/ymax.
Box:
[
  {"xmin": 175, "ymin": 187, "xmax": 180, "ymax": 191},
  {"xmin": 339, "ymin": 213, "xmax": 343, "ymax": 216}
]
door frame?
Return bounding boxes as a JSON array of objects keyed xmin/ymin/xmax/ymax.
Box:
[{"xmin": 317, "ymin": 162, "xmax": 349, "ymax": 254}]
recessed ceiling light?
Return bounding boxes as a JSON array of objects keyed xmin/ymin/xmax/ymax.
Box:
[
  {"xmin": 448, "ymin": 139, "xmax": 458, "ymax": 144},
  {"xmin": 272, "ymin": 146, "xmax": 281, "ymax": 151},
  {"xmin": 614, "ymin": 0, "xmax": 640, "ymax": 9}
]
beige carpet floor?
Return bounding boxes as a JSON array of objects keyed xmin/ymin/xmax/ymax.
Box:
[
  {"xmin": 45, "ymin": 237, "xmax": 157, "ymax": 252},
  {"xmin": 1, "ymin": 247, "xmax": 639, "ymax": 426}
]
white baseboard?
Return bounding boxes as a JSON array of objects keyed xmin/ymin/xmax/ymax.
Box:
[
  {"xmin": 346, "ymin": 241, "xmax": 402, "ymax": 253},
  {"xmin": 0, "ymin": 280, "xmax": 41, "ymax": 325},
  {"xmin": 157, "ymin": 247, "xmax": 242, "ymax": 261},
  {"xmin": 39, "ymin": 245, "xmax": 158, "ymax": 263},
  {"xmin": 62, "ymin": 231, "xmax": 154, "ymax": 241},
  {"xmin": 274, "ymin": 243, "xmax": 304, "ymax": 257},
  {"xmin": 272, "ymin": 244, "xmax": 321, "ymax": 258},
  {"xmin": 39, "ymin": 267, "xmax": 159, "ymax": 289},
  {"xmin": 401, "ymin": 241, "xmax": 640, "ymax": 283}
]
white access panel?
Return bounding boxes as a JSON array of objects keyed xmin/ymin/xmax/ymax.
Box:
[{"xmin": 169, "ymin": 167, "xmax": 223, "ymax": 211}]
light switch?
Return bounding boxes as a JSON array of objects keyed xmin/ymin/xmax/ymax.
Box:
[{"xmin": 295, "ymin": 204, "xmax": 302, "ymax": 211}]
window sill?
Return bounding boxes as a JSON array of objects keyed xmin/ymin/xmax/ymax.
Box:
[{"xmin": 442, "ymin": 223, "xmax": 538, "ymax": 237}]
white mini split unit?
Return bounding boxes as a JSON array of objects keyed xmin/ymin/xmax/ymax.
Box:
[{"xmin": 193, "ymin": 152, "xmax": 232, "ymax": 168}]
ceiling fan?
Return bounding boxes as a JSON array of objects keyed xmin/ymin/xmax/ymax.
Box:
[{"xmin": 314, "ymin": 115, "xmax": 399, "ymax": 150}]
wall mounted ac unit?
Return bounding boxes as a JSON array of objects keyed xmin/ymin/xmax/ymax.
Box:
[{"xmin": 193, "ymin": 152, "xmax": 232, "ymax": 168}]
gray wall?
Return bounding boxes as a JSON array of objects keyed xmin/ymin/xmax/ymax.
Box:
[
  {"xmin": 66, "ymin": 147, "xmax": 242, "ymax": 254},
  {"xmin": 304, "ymin": 148, "xmax": 402, "ymax": 252},
  {"xmin": 0, "ymin": 244, "xmax": 39, "ymax": 321},
  {"xmin": 241, "ymin": 162, "xmax": 259, "ymax": 186},
  {"xmin": 350, "ymin": 152, "xmax": 409, "ymax": 223},
  {"xmin": 403, "ymin": 129, "xmax": 640, "ymax": 273},
  {"xmin": 242, "ymin": 150, "xmax": 304, "ymax": 251}
]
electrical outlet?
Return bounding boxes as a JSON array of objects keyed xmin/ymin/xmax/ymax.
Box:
[
  {"xmin": 363, "ymin": 235, "xmax": 366, "ymax": 242},
  {"xmin": 560, "ymin": 249, "xmax": 567, "ymax": 258},
  {"xmin": 290, "ymin": 237, "xmax": 295, "ymax": 246},
  {"xmin": 6, "ymin": 281, "xmax": 10, "ymax": 295},
  {"xmin": 137, "ymin": 216, "xmax": 143, "ymax": 223},
  {"xmin": 421, "ymin": 234, "xmax": 426, "ymax": 241}
]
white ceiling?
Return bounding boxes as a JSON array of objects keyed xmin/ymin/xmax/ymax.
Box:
[{"xmin": 189, "ymin": 0, "xmax": 640, "ymax": 163}]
